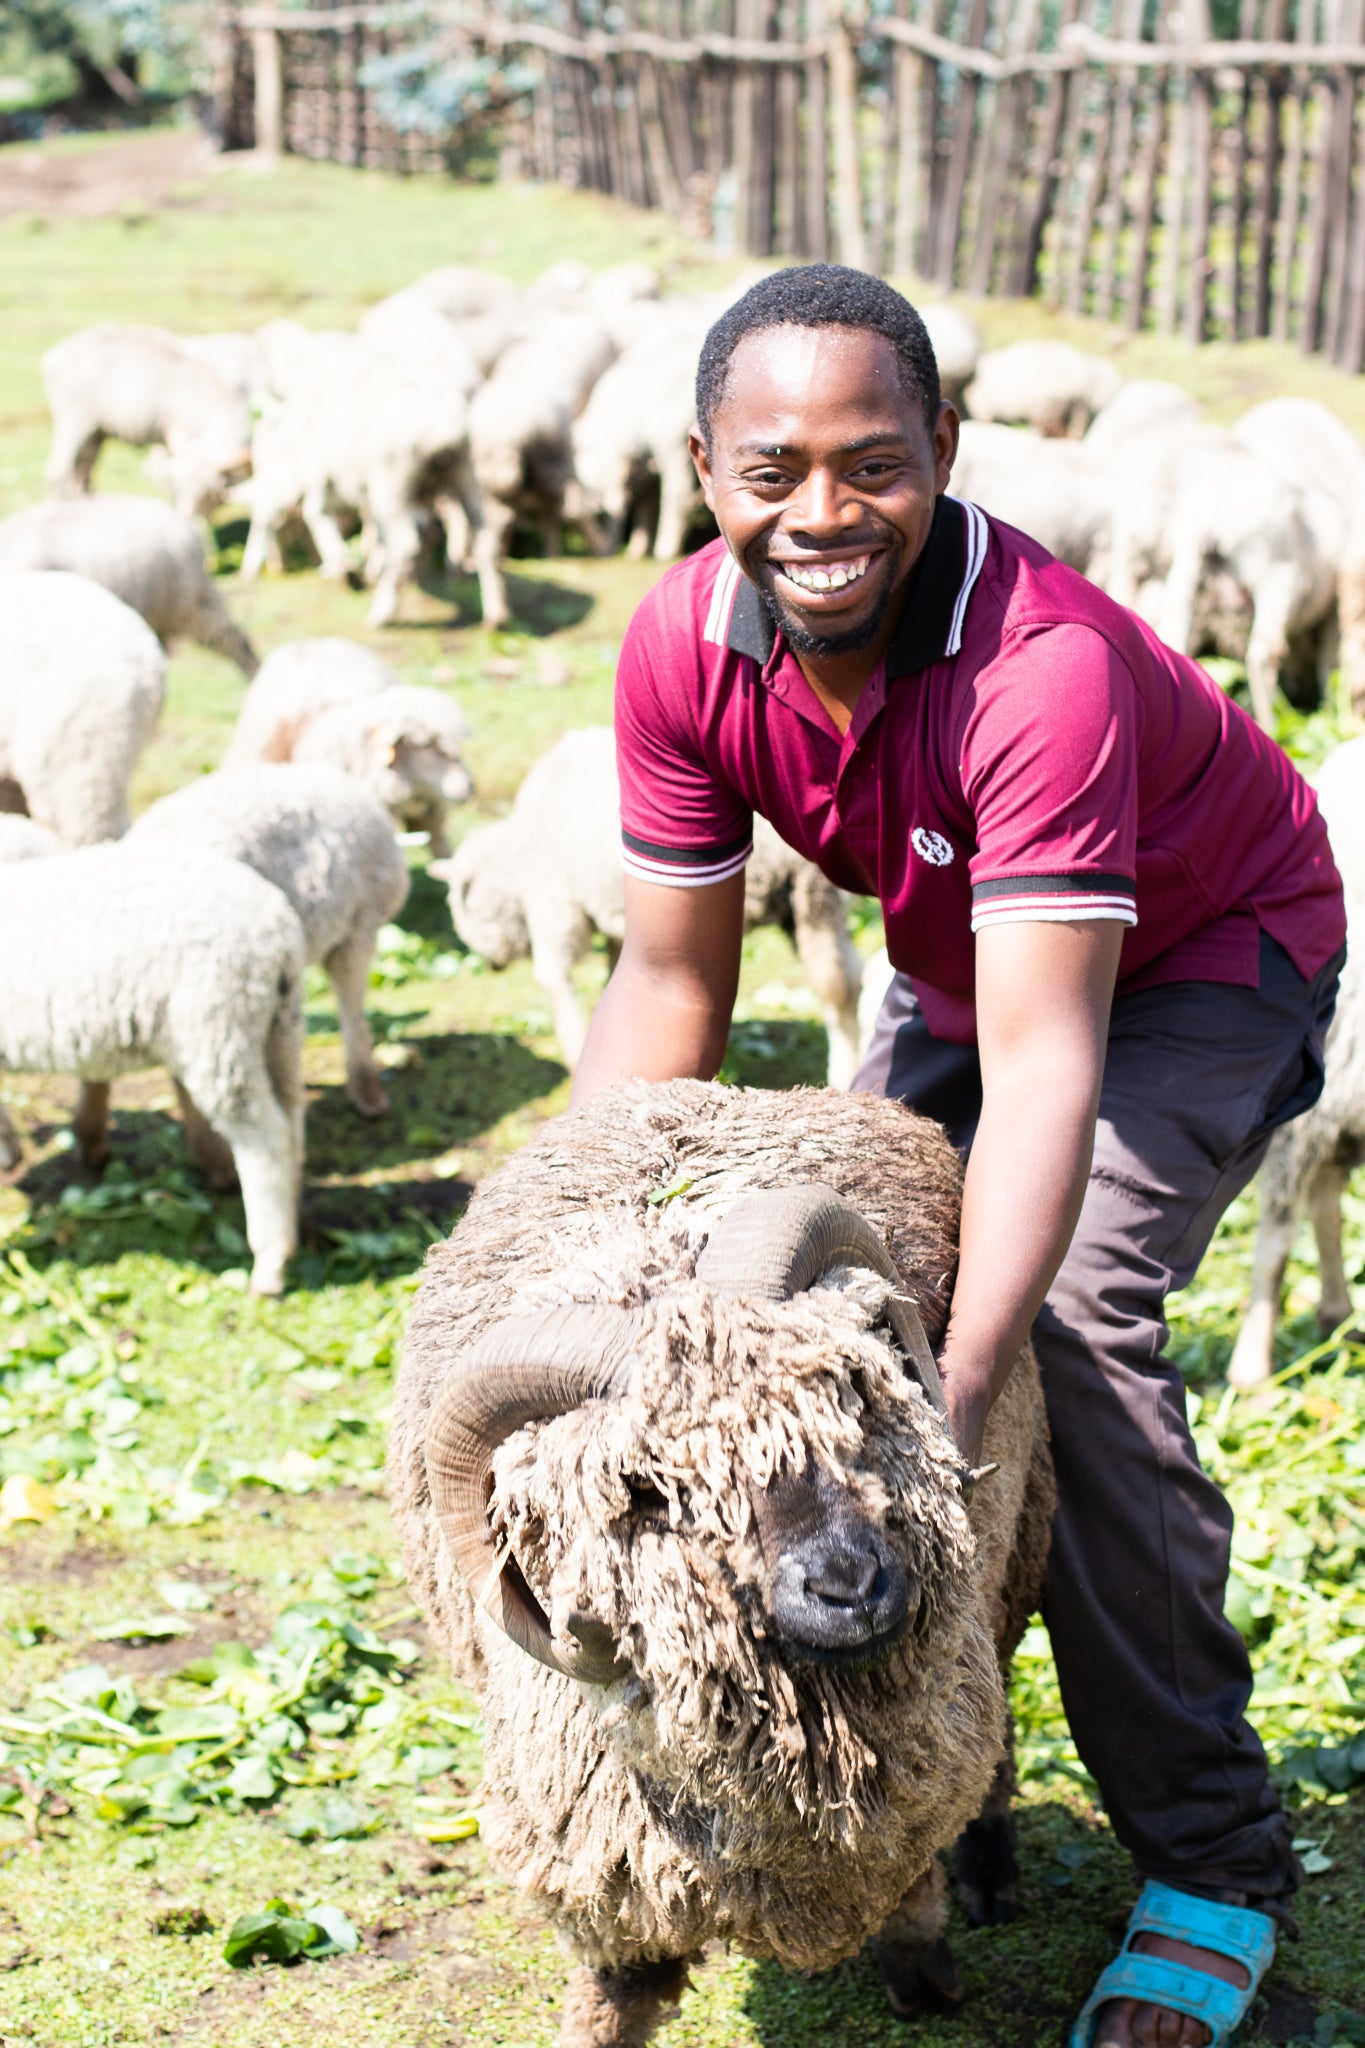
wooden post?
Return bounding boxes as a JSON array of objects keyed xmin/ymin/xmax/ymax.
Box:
[
  {"xmin": 805, "ymin": 0, "xmax": 831, "ymax": 258},
  {"xmin": 1156, "ymin": 11, "xmax": 1193, "ymax": 338},
  {"xmin": 1015, "ymin": 0, "xmax": 1081, "ymax": 298},
  {"xmin": 971, "ymin": 0, "xmax": 1043, "ymax": 299},
  {"xmin": 1271, "ymin": 0, "xmax": 1317, "ymax": 343},
  {"xmin": 889, "ymin": 0, "xmax": 923, "ymax": 278},
  {"xmin": 828, "ymin": 0, "xmax": 867, "ymax": 266},
  {"xmin": 1182, "ymin": 0, "xmax": 1215, "ymax": 344},
  {"xmin": 252, "ymin": 20, "xmax": 284, "ymax": 160},
  {"xmin": 776, "ymin": 0, "xmax": 802, "ymax": 251},
  {"xmin": 1250, "ymin": 0, "xmax": 1288, "ymax": 336},
  {"xmin": 1124, "ymin": 71, "xmax": 1168, "ymax": 330},
  {"xmin": 1299, "ymin": 0, "xmax": 1343, "ymax": 352},
  {"xmin": 931, "ymin": 0, "xmax": 988, "ymax": 288},
  {"xmin": 1044, "ymin": 0, "xmax": 1095, "ymax": 307},
  {"xmin": 1096, "ymin": 0, "xmax": 1146, "ymax": 319},
  {"xmin": 1323, "ymin": 0, "xmax": 1363, "ymax": 359}
]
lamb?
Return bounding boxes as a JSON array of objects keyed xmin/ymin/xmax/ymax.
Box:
[
  {"xmin": 433, "ymin": 726, "xmax": 863, "ymax": 1084},
  {"xmin": 0, "ymin": 495, "xmax": 258, "ymax": 677},
  {"xmin": 391, "ymin": 1077, "xmax": 1054, "ymax": 2044},
  {"xmin": 948, "ymin": 421, "xmax": 1113, "ymax": 576},
  {"xmin": 128, "ymin": 764, "xmax": 409, "ymax": 1117},
  {"xmin": 0, "ymin": 846, "xmax": 305, "ymax": 1295},
  {"xmin": 224, "ymin": 638, "xmax": 473, "ymax": 856},
  {"xmin": 569, "ymin": 318, "xmax": 709, "ymax": 558},
  {"xmin": 467, "ymin": 312, "xmax": 619, "ymax": 628},
  {"xmin": 1105, "ymin": 429, "xmax": 1334, "ymax": 730},
  {"xmin": 241, "ymin": 330, "xmax": 477, "ymax": 626},
  {"xmin": 1227, "ymin": 736, "xmax": 1364, "ymax": 1387},
  {"xmin": 0, "ymin": 571, "xmax": 166, "ymax": 845},
  {"xmin": 964, "ymin": 340, "xmax": 1122, "ymax": 438},
  {"xmin": 41, "ymin": 323, "xmax": 252, "ymax": 517}
]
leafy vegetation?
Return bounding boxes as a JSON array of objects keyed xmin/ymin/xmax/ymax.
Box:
[{"xmin": 0, "ymin": 132, "xmax": 1361, "ymax": 2046}]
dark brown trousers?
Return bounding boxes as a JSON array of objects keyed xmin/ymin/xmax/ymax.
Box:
[{"xmin": 855, "ymin": 934, "xmax": 1343, "ymax": 1909}]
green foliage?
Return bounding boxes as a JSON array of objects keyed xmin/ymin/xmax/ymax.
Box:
[{"xmin": 222, "ymin": 1896, "xmax": 357, "ymax": 1966}]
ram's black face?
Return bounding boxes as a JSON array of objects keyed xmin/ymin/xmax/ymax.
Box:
[{"xmin": 755, "ymin": 1458, "xmax": 913, "ymax": 1668}]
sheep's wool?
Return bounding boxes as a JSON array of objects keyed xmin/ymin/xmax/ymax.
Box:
[{"xmin": 392, "ymin": 1080, "xmax": 1053, "ymax": 1976}]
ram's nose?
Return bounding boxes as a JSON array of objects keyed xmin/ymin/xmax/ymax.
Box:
[{"xmin": 771, "ymin": 1517, "xmax": 911, "ymax": 1662}]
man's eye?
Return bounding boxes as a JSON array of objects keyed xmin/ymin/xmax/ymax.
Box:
[{"xmin": 747, "ymin": 469, "xmax": 790, "ymax": 489}]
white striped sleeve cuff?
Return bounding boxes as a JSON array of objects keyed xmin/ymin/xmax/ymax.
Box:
[
  {"xmin": 621, "ymin": 828, "xmax": 753, "ymax": 889},
  {"xmin": 970, "ymin": 872, "xmax": 1138, "ymax": 931}
]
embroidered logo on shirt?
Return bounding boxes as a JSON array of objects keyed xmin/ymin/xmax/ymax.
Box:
[{"xmin": 912, "ymin": 828, "xmax": 955, "ymax": 867}]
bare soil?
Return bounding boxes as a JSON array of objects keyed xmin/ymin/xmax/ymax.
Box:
[{"xmin": 0, "ymin": 128, "xmax": 219, "ymax": 218}]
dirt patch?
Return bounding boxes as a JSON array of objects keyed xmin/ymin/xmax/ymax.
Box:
[{"xmin": 0, "ymin": 128, "xmax": 218, "ymax": 218}]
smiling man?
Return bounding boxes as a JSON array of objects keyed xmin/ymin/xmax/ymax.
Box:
[{"xmin": 570, "ymin": 268, "xmax": 1345, "ymax": 2048}]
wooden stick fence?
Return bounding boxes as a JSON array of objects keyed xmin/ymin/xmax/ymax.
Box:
[{"xmin": 220, "ymin": 0, "xmax": 1365, "ymax": 372}]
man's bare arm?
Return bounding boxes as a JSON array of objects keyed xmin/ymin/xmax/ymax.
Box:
[
  {"xmin": 570, "ymin": 872, "xmax": 746, "ymax": 1107},
  {"xmin": 938, "ymin": 919, "xmax": 1124, "ymax": 1462}
]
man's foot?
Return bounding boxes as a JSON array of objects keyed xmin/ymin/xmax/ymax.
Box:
[{"xmin": 1092, "ymin": 1930, "xmax": 1251, "ymax": 2048}]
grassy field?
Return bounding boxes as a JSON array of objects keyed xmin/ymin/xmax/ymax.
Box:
[{"xmin": 0, "ymin": 126, "xmax": 1362, "ymax": 2048}]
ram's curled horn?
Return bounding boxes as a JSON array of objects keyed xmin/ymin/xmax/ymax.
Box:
[
  {"xmin": 424, "ymin": 1303, "xmax": 646, "ymax": 1684},
  {"xmin": 696, "ymin": 1182, "xmax": 952, "ymax": 1429}
]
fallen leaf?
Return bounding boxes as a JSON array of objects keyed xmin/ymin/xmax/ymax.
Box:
[{"xmin": 0, "ymin": 1474, "xmax": 54, "ymax": 1526}]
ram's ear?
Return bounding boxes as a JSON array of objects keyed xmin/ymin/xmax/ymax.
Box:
[{"xmin": 370, "ymin": 724, "xmax": 400, "ymax": 768}]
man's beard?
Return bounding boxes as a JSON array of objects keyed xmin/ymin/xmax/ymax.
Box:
[{"xmin": 751, "ymin": 539, "xmax": 904, "ymax": 657}]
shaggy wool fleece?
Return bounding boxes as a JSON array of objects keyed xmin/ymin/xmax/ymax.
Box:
[{"xmin": 391, "ymin": 1081, "xmax": 1053, "ymax": 1975}]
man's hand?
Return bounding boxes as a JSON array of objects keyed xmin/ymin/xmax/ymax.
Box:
[
  {"xmin": 570, "ymin": 872, "xmax": 745, "ymax": 1107},
  {"xmin": 938, "ymin": 918, "xmax": 1125, "ymax": 1460}
]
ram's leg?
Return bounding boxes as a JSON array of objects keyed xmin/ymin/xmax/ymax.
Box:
[
  {"xmin": 953, "ymin": 1741, "xmax": 1020, "ymax": 1927},
  {"xmin": 1308, "ymin": 1160, "xmax": 1354, "ymax": 1336},
  {"xmin": 867, "ymin": 1857, "xmax": 963, "ymax": 2015},
  {"xmin": 173, "ymin": 1080, "xmax": 237, "ymax": 1190},
  {"xmin": 73, "ymin": 1081, "xmax": 112, "ymax": 1172},
  {"xmin": 560, "ymin": 1958, "xmax": 691, "ymax": 2048},
  {"xmin": 324, "ymin": 928, "xmax": 389, "ymax": 1117}
]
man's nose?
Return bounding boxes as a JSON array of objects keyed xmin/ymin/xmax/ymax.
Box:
[{"xmin": 786, "ymin": 466, "xmax": 865, "ymax": 537}]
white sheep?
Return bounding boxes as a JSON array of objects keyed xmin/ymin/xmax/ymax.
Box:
[
  {"xmin": 0, "ymin": 817, "xmax": 61, "ymax": 862},
  {"xmin": 0, "ymin": 846, "xmax": 305, "ymax": 1295},
  {"xmin": 41, "ymin": 323, "xmax": 252, "ymax": 518},
  {"xmin": 0, "ymin": 571, "xmax": 166, "ymax": 845},
  {"xmin": 948, "ymin": 421, "xmax": 1113, "ymax": 576},
  {"xmin": 434, "ymin": 726, "xmax": 863, "ymax": 1084},
  {"xmin": 1083, "ymin": 378, "xmax": 1203, "ymax": 461},
  {"xmin": 569, "ymin": 316, "xmax": 709, "ymax": 558},
  {"xmin": 242, "ymin": 330, "xmax": 476, "ymax": 627},
  {"xmin": 467, "ymin": 312, "xmax": 618, "ymax": 628},
  {"xmin": 224, "ymin": 638, "xmax": 473, "ymax": 856},
  {"xmin": 917, "ymin": 303, "xmax": 982, "ymax": 409},
  {"xmin": 965, "ymin": 340, "xmax": 1122, "ymax": 438},
  {"xmin": 129, "ymin": 764, "xmax": 409, "ymax": 1117},
  {"xmin": 1228, "ymin": 736, "xmax": 1363, "ymax": 1387},
  {"xmin": 400, "ymin": 264, "xmax": 524, "ymax": 320},
  {"xmin": 0, "ymin": 495, "xmax": 258, "ymax": 678},
  {"xmin": 1105, "ymin": 429, "xmax": 1334, "ymax": 731}
]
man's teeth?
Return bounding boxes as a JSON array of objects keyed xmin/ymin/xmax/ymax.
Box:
[{"xmin": 778, "ymin": 555, "xmax": 871, "ymax": 592}]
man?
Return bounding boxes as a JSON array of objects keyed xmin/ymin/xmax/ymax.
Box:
[{"xmin": 570, "ymin": 267, "xmax": 1344, "ymax": 2048}]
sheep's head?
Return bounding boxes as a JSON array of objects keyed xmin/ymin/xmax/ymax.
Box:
[
  {"xmin": 439, "ymin": 823, "xmax": 527, "ymax": 967},
  {"xmin": 425, "ymin": 1188, "xmax": 990, "ymax": 1843},
  {"xmin": 365, "ymin": 691, "xmax": 474, "ymax": 813}
]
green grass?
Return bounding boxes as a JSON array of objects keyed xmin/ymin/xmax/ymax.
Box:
[{"xmin": 0, "ymin": 131, "xmax": 1362, "ymax": 2048}]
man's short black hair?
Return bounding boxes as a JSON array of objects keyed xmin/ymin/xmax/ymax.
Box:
[{"xmin": 694, "ymin": 264, "xmax": 941, "ymax": 447}]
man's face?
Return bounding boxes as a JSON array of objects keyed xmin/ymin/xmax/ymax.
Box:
[{"xmin": 690, "ymin": 325, "xmax": 959, "ymax": 658}]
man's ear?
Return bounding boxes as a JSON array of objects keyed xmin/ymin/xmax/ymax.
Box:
[
  {"xmin": 934, "ymin": 401, "xmax": 961, "ymax": 495},
  {"xmin": 370, "ymin": 724, "xmax": 399, "ymax": 768},
  {"xmin": 688, "ymin": 429, "xmax": 717, "ymax": 513}
]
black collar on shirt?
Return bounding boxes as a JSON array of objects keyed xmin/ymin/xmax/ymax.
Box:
[{"xmin": 725, "ymin": 493, "xmax": 969, "ymax": 677}]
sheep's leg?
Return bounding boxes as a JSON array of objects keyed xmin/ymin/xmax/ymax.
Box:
[
  {"xmin": 791, "ymin": 869, "xmax": 864, "ymax": 1089},
  {"xmin": 302, "ymin": 484, "xmax": 356, "ymax": 582},
  {"xmin": 1227, "ymin": 1136, "xmax": 1300, "ymax": 1388},
  {"xmin": 560, "ymin": 1958, "xmax": 690, "ymax": 2048},
  {"xmin": 1243, "ymin": 568, "xmax": 1297, "ymax": 734},
  {"xmin": 952, "ymin": 1748, "xmax": 1019, "ymax": 1926},
  {"xmin": 324, "ymin": 928, "xmax": 389, "ymax": 1118},
  {"xmin": 173, "ymin": 1080, "xmax": 238, "ymax": 1190},
  {"xmin": 528, "ymin": 907, "xmax": 592, "ymax": 1069},
  {"xmin": 46, "ymin": 423, "xmax": 103, "ymax": 497},
  {"xmin": 367, "ymin": 500, "xmax": 422, "ymax": 629},
  {"xmin": 217, "ymin": 1101, "xmax": 299, "ymax": 1296},
  {"xmin": 73, "ymin": 1081, "xmax": 112, "ymax": 1172},
  {"xmin": 1308, "ymin": 1161, "xmax": 1354, "ymax": 1335},
  {"xmin": 239, "ymin": 489, "xmax": 282, "ymax": 583},
  {"xmin": 867, "ymin": 1857, "xmax": 963, "ymax": 2015},
  {"xmin": 473, "ymin": 497, "xmax": 515, "ymax": 629}
]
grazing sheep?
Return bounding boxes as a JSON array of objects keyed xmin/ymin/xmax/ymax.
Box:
[
  {"xmin": 965, "ymin": 340, "xmax": 1122, "ymax": 438},
  {"xmin": 357, "ymin": 292, "xmax": 485, "ymax": 402},
  {"xmin": 1082, "ymin": 378, "xmax": 1203, "ymax": 462},
  {"xmin": 0, "ymin": 846, "xmax": 305, "ymax": 1294},
  {"xmin": 129, "ymin": 764, "xmax": 409, "ymax": 1117},
  {"xmin": 0, "ymin": 571, "xmax": 165, "ymax": 845},
  {"xmin": 433, "ymin": 727, "xmax": 863, "ymax": 1084},
  {"xmin": 0, "ymin": 817, "xmax": 60, "ymax": 862},
  {"xmin": 916, "ymin": 304, "xmax": 981, "ymax": 409},
  {"xmin": 225, "ymin": 639, "xmax": 473, "ymax": 855},
  {"xmin": 0, "ymin": 495, "xmax": 258, "ymax": 677},
  {"xmin": 401, "ymin": 264, "xmax": 525, "ymax": 320},
  {"xmin": 948, "ymin": 422, "xmax": 1113, "ymax": 576},
  {"xmin": 467, "ymin": 312, "xmax": 619, "ymax": 628},
  {"xmin": 391, "ymin": 1078, "xmax": 1053, "ymax": 2043},
  {"xmin": 1228, "ymin": 737, "xmax": 1363, "ymax": 1387},
  {"xmin": 41, "ymin": 323, "xmax": 252, "ymax": 518},
  {"xmin": 569, "ymin": 318, "xmax": 709, "ymax": 559},
  {"xmin": 1105, "ymin": 429, "xmax": 1334, "ymax": 730},
  {"xmin": 242, "ymin": 331, "xmax": 476, "ymax": 627}
]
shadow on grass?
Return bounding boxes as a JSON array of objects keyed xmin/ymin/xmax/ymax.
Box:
[
  {"xmin": 724, "ymin": 1019, "xmax": 832, "ymax": 1092},
  {"xmin": 8, "ymin": 1031, "xmax": 564, "ymax": 1287},
  {"xmin": 411, "ymin": 565, "xmax": 597, "ymax": 636}
]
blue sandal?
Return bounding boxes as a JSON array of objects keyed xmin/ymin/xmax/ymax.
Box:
[{"xmin": 1069, "ymin": 1881, "xmax": 1277, "ymax": 2048}]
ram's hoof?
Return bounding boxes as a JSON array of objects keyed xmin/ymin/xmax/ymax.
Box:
[
  {"xmin": 871, "ymin": 1934, "xmax": 964, "ymax": 2016},
  {"xmin": 953, "ymin": 1808, "xmax": 1020, "ymax": 1927}
]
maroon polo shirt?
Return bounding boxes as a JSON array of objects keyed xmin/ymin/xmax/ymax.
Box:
[{"xmin": 616, "ymin": 496, "xmax": 1344, "ymax": 1044}]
